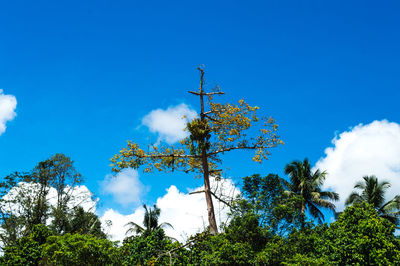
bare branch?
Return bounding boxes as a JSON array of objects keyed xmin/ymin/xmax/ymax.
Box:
[
  {"xmin": 155, "ymin": 233, "xmax": 205, "ymax": 263},
  {"xmin": 189, "ymin": 190, "xmax": 205, "ymax": 195},
  {"xmin": 204, "ymin": 109, "xmax": 227, "ymax": 115},
  {"xmin": 209, "ymin": 169, "xmax": 222, "ymax": 173},
  {"xmin": 210, "ymin": 191, "xmax": 232, "ymax": 208},
  {"xmin": 136, "ymin": 153, "xmax": 199, "ymax": 159},
  {"xmin": 207, "ymin": 145, "xmax": 265, "ymax": 156},
  {"xmin": 188, "ymin": 91, "xmax": 225, "ymax": 96},
  {"xmin": 204, "ymin": 114, "xmax": 221, "ymax": 123},
  {"xmin": 189, "ymin": 189, "xmax": 232, "ymax": 207}
]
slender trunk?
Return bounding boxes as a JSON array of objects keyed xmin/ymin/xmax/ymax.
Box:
[
  {"xmin": 300, "ymin": 203, "xmax": 306, "ymax": 229},
  {"xmin": 198, "ymin": 67, "xmax": 218, "ymax": 235},
  {"xmin": 202, "ymin": 151, "xmax": 218, "ymax": 235}
]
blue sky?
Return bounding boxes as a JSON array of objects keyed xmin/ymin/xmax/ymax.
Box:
[{"xmin": 1, "ymin": 0, "xmax": 400, "ymax": 240}]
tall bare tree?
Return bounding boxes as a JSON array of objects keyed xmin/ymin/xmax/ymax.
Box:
[{"xmin": 111, "ymin": 68, "xmax": 282, "ymax": 234}]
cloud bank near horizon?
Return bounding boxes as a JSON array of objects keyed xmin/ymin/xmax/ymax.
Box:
[{"xmin": 315, "ymin": 120, "xmax": 400, "ymax": 210}]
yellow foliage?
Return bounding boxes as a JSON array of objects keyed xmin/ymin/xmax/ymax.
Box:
[{"xmin": 110, "ymin": 71, "xmax": 283, "ymax": 174}]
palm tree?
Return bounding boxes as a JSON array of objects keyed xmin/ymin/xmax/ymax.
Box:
[
  {"xmin": 125, "ymin": 204, "xmax": 173, "ymax": 236},
  {"xmin": 284, "ymin": 158, "xmax": 339, "ymax": 223},
  {"xmin": 346, "ymin": 175, "xmax": 400, "ymax": 225}
]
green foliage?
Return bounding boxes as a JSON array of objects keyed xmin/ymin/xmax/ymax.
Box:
[
  {"xmin": 68, "ymin": 207, "xmax": 107, "ymax": 239},
  {"xmin": 322, "ymin": 202, "xmax": 400, "ymax": 265},
  {"xmin": 286, "ymin": 223, "xmax": 325, "ymax": 256},
  {"xmin": 253, "ymin": 237, "xmax": 287, "ymax": 265},
  {"xmin": 1, "ymin": 224, "xmax": 114, "ymax": 266},
  {"xmin": 251, "ymin": 223, "xmax": 329, "ymax": 265},
  {"xmin": 224, "ymin": 212, "xmax": 271, "ymax": 252},
  {"xmin": 187, "ymin": 231, "xmax": 253, "ymax": 265},
  {"xmin": 186, "ymin": 197, "xmax": 400, "ymax": 265},
  {"xmin": 42, "ymin": 233, "xmax": 118, "ymax": 266},
  {"xmin": 270, "ymin": 194, "xmax": 306, "ymax": 234},
  {"xmin": 0, "ymin": 171, "xmax": 51, "ymax": 245},
  {"xmin": 346, "ymin": 175, "xmax": 400, "ymax": 225},
  {"xmin": 284, "ymin": 158, "xmax": 339, "ymax": 223},
  {"xmin": 200, "ymin": 237, "xmax": 254, "ymax": 265},
  {"xmin": 125, "ymin": 204, "xmax": 174, "ymax": 242},
  {"xmin": 49, "ymin": 205, "xmax": 70, "ymax": 235},
  {"xmin": 120, "ymin": 228, "xmax": 183, "ymax": 265},
  {"xmin": 241, "ymin": 174, "xmax": 305, "ymax": 235},
  {"xmin": 1, "ymin": 224, "xmax": 51, "ymax": 266},
  {"xmin": 0, "ymin": 154, "xmax": 94, "ymax": 248},
  {"xmin": 282, "ymin": 254, "xmax": 331, "ymax": 266},
  {"xmin": 242, "ymin": 174, "xmax": 284, "ymax": 225},
  {"xmin": 43, "ymin": 154, "xmax": 84, "ymax": 234},
  {"xmin": 188, "ymin": 212, "xmax": 271, "ymax": 265}
]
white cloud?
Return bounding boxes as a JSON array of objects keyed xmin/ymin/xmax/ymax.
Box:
[
  {"xmin": 0, "ymin": 89, "xmax": 17, "ymax": 136},
  {"xmin": 100, "ymin": 208, "xmax": 145, "ymax": 244},
  {"xmin": 49, "ymin": 185, "xmax": 97, "ymax": 212},
  {"xmin": 101, "ymin": 168, "xmax": 146, "ymax": 207},
  {"xmin": 101, "ymin": 177, "xmax": 240, "ymax": 243},
  {"xmin": 0, "ymin": 182, "xmax": 97, "ymax": 247},
  {"xmin": 1, "ymin": 182, "xmax": 97, "ymax": 216},
  {"xmin": 315, "ymin": 120, "xmax": 400, "ymax": 210},
  {"xmin": 142, "ymin": 103, "xmax": 197, "ymax": 144}
]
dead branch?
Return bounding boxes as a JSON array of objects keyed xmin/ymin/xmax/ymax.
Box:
[
  {"xmin": 189, "ymin": 189, "xmax": 232, "ymax": 208},
  {"xmin": 188, "ymin": 91, "xmax": 225, "ymax": 96}
]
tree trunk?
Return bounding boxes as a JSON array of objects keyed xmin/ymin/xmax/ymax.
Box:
[
  {"xmin": 198, "ymin": 67, "xmax": 218, "ymax": 235},
  {"xmin": 202, "ymin": 152, "xmax": 218, "ymax": 235},
  {"xmin": 300, "ymin": 204, "xmax": 306, "ymax": 229}
]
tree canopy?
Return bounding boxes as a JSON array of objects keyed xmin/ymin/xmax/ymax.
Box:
[
  {"xmin": 284, "ymin": 158, "xmax": 339, "ymax": 223},
  {"xmin": 346, "ymin": 175, "xmax": 400, "ymax": 225}
]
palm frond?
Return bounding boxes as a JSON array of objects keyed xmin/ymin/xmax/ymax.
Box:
[
  {"xmin": 345, "ymin": 192, "xmax": 363, "ymax": 205},
  {"xmin": 319, "ymin": 191, "xmax": 339, "ymax": 201},
  {"xmin": 284, "ymin": 158, "xmax": 337, "ymax": 223},
  {"xmin": 158, "ymin": 222, "xmax": 174, "ymax": 230},
  {"xmin": 379, "ymin": 196, "xmax": 400, "ymax": 214},
  {"xmin": 311, "ymin": 195, "xmax": 336, "ymax": 211},
  {"xmin": 308, "ymin": 202, "xmax": 325, "ymax": 223},
  {"xmin": 125, "ymin": 221, "xmax": 144, "ymax": 235}
]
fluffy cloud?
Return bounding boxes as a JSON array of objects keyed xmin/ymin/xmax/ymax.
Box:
[
  {"xmin": 100, "ymin": 208, "xmax": 145, "ymax": 244},
  {"xmin": 0, "ymin": 89, "xmax": 17, "ymax": 136},
  {"xmin": 101, "ymin": 168, "xmax": 146, "ymax": 207},
  {"xmin": 49, "ymin": 185, "xmax": 97, "ymax": 212},
  {"xmin": 101, "ymin": 177, "xmax": 240, "ymax": 243},
  {"xmin": 315, "ymin": 120, "xmax": 400, "ymax": 210},
  {"xmin": 1, "ymin": 182, "xmax": 96, "ymax": 215},
  {"xmin": 142, "ymin": 103, "xmax": 197, "ymax": 144}
]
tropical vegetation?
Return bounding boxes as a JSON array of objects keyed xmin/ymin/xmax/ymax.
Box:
[
  {"xmin": 283, "ymin": 158, "xmax": 339, "ymax": 223},
  {"xmin": 346, "ymin": 175, "xmax": 400, "ymax": 225},
  {"xmin": 0, "ymin": 74, "xmax": 399, "ymax": 264},
  {"xmin": 1, "ymin": 153, "xmax": 399, "ymax": 265}
]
